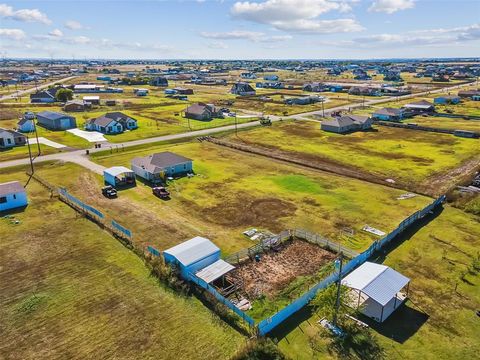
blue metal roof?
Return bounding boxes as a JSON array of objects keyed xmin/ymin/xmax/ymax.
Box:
[{"xmin": 36, "ymin": 111, "xmax": 69, "ymax": 120}]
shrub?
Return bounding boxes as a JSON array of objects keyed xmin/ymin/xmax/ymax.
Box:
[{"xmin": 232, "ymin": 339, "xmax": 288, "ymax": 360}]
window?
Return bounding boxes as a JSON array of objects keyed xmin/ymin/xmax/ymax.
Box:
[
  {"xmin": 13, "ymin": 194, "xmax": 16, "ymax": 199},
  {"xmin": 6, "ymin": 138, "xmax": 11, "ymax": 144},
  {"xmin": 0, "ymin": 197, "xmax": 6, "ymax": 204}
]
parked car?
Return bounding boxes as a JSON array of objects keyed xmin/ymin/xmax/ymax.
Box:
[
  {"xmin": 102, "ymin": 185, "xmax": 117, "ymax": 198},
  {"xmin": 152, "ymin": 186, "xmax": 170, "ymax": 199}
]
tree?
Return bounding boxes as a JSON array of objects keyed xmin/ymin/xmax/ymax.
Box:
[{"xmin": 55, "ymin": 88, "xmax": 73, "ymax": 102}]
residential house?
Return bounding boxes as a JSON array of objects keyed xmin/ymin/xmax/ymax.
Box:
[
  {"xmin": 348, "ymin": 87, "xmax": 381, "ymax": 96},
  {"xmin": 231, "ymin": 82, "xmax": 256, "ymax": 96},
  {"xmin": 134, "ymin": 88, "xmax": 148, "ymax": 96},
  {"xmin": 131, "ymin": 151, "xmax": 193, "ymax": 183},
  {"xmin": 285, "ymin": 95, "xmax": 324, "ymax": 105},
  {"xmin": 17, "ymin": 112, "xmax": 35, "ymax": 132},
  {"xmin": 30, "ymin": 87, "xmax": 58, "ymax": 103},
  {"xmin": 184, "ymin": 103, "xmax": 223, "ymax": 121},
  {"xmin": 149, "ymin": 76, "xmax": 169, "ymax": 86},
  {"xmin": 321, "ymin": 115, "xmax": 373, "ymax": 134},
  {"xmin": 63, "ymin": 100, "xmax": 90, "ymax": 112},
  {"xmin": 0, "ymin": 128, "xmax": 27, "ymax": 148},
  {"xmin": 458, "ymin": 89, "xmax": 480, "ymax": 99},
  {"xmin": 434, "ymin": 96, "xmax": 461, "ymax": 105},
  {"xmin": 372, "ymin": 107, "xmax": 405, "ymax": 121},
  {"xmin": 264, "ymin": 75, "xmax": 279, "ymax": 81},
  {"xmin": 0, "ymin": 181, "xmax": 28, "ymax": 212},
  {"xmin": 73, "ymin": 84, "xmax": 104, "ymax": 93},
  {"xmin": 85, "ymin": 112, "xmax": 138, "ymax": 134},
  {"xmin": 241, "ymin": 72, "xmax": 257, "ymax": 79},
  {"xmin": 36, "ymin": 111, "xmax": 77, "ymax": 130},
  {"xmin": 303, "ymin": 82, "xmax": 328, "ymax": 92},
  {"xmin": 403, "ymin": 100, "xmax": 435, "ymax": 114}
]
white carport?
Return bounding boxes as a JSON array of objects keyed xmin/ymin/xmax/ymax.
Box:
[
  {"xmin": 342, "ymin": 262, "xmax": 410, "ymax": 322},
  {"xmin": 196, "ymin": 259, "xmax": 235, "ymax": 284},
  {"xmin": 103, "ymin": 166, "xmax": 136, "ymax": 187}
]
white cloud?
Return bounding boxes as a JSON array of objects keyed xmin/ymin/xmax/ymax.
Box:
[
  {"xmin": 0, "ymin": 3, "xmax": 51, "ymax": 24},
  {"xmin": 207, "ymin": 41, "xmax": 229, "ymax": 49},
  {"xmin": 335, "ymin": 23, "xmax": 480, "ymax": 48},
  {"xmin": 230, "ymin": 0, "xmax": 361, "ymax": 33},
  {"xmin": 368, "ymin": 0, "xmax": 415, "ymax": 14},
  {"xmin": 0, "ymin": 28, "xmax": 26, "ymax": 40},
  {"xmin": 64, "ymin": 20, "xmax": 86, "ymax": 30},
  {"xmin": 200, "ymin": 30, "xmax": 293, "ymax": 42},
  {"xmin": 49, "ymin": 29, "xmax": 63, "ymax": 37}
]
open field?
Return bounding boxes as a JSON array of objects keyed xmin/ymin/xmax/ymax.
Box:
[
  {"xmin": 222, "ymin": 120, "xmax": 480, "ymax": 195},
  {"xmin": 403, "ymin": 116, "xmax": 480, "ymax": 132},
  {"xmin": 276, "ymin": 204, "xmax": 480, "ymax": 360},
  {"xmin": 0, "ymin": 168, "xmax": 244, "ymax": 360},
  {"xmin": 86, "ymin": 140, "xmax": 433, "ymax": 254}
]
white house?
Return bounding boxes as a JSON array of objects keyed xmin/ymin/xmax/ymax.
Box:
[
  {"xmin": 0, "ymin": 181, "xmax": 28, "ymax": 212},
  {"xmin": 0, "ymin": 128, "xmax": 27, "ymax": 149}
]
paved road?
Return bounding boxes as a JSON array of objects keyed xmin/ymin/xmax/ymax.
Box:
[
  {"xmin": 0, "ymin": 80, "xmax": 476, "ymax": 173},
  {"xmin": 0, "ymin": 76, "xmax": 77, "ymax": 102}
]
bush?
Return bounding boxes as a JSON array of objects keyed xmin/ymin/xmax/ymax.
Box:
[
  {"xmin": 232, "ymin": 339, "xmax": 288, "ymax": 360},
  {"xmin": 149, "ymin": 257, "xmax": 190, "ymax": 295},
  {"xmin": 55, "ymin": 88, "xmax": 73, "ymax": 102}
]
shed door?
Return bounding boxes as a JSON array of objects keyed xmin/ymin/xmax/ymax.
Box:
[{"xmin": 60, "ymin": 118, "xmax": 70, "ymax": 129}]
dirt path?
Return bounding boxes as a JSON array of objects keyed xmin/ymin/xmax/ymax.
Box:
[{"xmin": 422, "ymin": 156, "xmax": 480, "ymax": 196}]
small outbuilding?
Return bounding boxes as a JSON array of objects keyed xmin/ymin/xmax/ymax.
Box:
[
  {"xmin": 402, "ymin": 100, "xmax": 435, "ymax": 113},
  {"xmin": 434, "ymin": 95, "xmax": 460, "ymax": 105},
  {"xmin": 342, "ymin": 262, "xmax": 410, "ymax": 323},
  {"xmin": 36, "ymin": 111, "xmax": 77, "ymax": 130},
  {"xmin": 0, "ymin": 181, "xmax": 28, "ymax": 212},
  {"xmin": 163, "ymin": 236, "xmax": 221, "ymax": 278},
  {"xmin": 103, "ymin": 166, "xmax": 136, "ymax": 187},
  {"xmin": 17, "ymin": 112, "xmax": 35, "ymax": 132}
]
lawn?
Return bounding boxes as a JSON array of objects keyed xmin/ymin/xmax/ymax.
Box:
[
  {"xmin": 276, "ymin": 204, "xmax": 480, "ymax": 360},
  {"xmin": 403, "ymin": 116, "xmax": 480, "ymax": 132},
  {"xmin": 222, "ymin": 120, "xmax": 480, "ymax": 195},
  {"xmin": 0, "ymin": 167, "xmax": 244, "ymax": 359}
]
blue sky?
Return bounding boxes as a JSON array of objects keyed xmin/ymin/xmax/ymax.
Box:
[{"xmin": 0, "ymin": 0, "xmax": 479, "ymax": 59}]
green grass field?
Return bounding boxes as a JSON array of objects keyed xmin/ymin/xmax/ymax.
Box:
[
  {"xmin": 0, "ymin": 168, "xmax": 244, "ymax": 359},
  {"xmin": 223, "ymin": 120, "xmax": 479, "ymax": 194},
  {"xmin": 276, "ymin": 205, "xmax": 480, "ymax": 360}
]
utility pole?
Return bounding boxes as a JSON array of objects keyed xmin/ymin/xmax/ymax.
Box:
[
  {"xmin": 322, "ymin": 98, "xmax": 325, "ymax": 117},
  {"xmin": 235, "ymin": 113, "xmax": 238, "ymax": 136},
  {"xmin": 333, "ymin": 252, "xmax": 344, "ymax": 327}
]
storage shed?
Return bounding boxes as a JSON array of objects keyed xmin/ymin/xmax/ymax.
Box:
[
  {"xmin": 0, "ymin": 181, "xmax": 28, "ymax": 212},
  {"xmin": 36, "ymin": 111, "xmax": 76, "ymax": 130},
  {"xmin": 103, "ymin": 166, "xmax": 136, "ymax": 187},
  {"xmin": 342, "ymin": 262, "xmax": 410, "ymax": 322},
  {"xmin": 163, "ymin": 236, "xmax": 221, "ymax": 278}
]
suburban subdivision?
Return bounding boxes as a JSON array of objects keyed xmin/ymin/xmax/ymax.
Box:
[{"xmin": 1, "ymin": 1, "xmax": 479, "ymax": 360}]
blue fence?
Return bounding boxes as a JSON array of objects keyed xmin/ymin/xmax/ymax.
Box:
[
  {"xmin": 147, "ymin": 245, "xmax": 161, "ymax": 257},
  {"xmin": 186, "ymin": 272, "xmax": 256, "ymax": 327},
  {"xmin": 58, "ymin": 188, "xmax": 104, "ymax": 219},
  {"xmin": 257, "ymin": 195, "xmax": 446, "ymax": 335},
  {"xmin": 111, "ymin": 220, "xmax": 132, "ymax": 239}
]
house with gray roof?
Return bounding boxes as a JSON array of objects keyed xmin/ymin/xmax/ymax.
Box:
[
  {"xmin": 131, "ymin": 151, "xmax": 193, "ymax": 183},
  {"xmin": 85, "ymin": 112, "xmax": 137, "ymax": 134},
  {"xmin": 372, "ymin": 107, "xmax": 405, "ymax": 121},
  {"xmin": 36, "ymin": 111, "xmax": 76, "ymax": 130},
  {"xmin": 321, "ymin": 115, "xmax": 372, "ymax": 134},
  {"xmin": 231, "ymin": 82, "xmax": 256, "ymax": 96},
  {"xmin": 0, "ymin": 128, "xmax": 27, "ymax": 148},
  {"xmin": 184, "ymin": 103, "xmax": 223, "ymax": 121}
]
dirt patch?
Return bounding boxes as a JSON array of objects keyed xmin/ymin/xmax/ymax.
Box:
[
  {"xmin": 233, "ymin": 239, "xmax": 336, "ymax": 298},
  {"xmin": 201, "ymin": 193, "xmax": 297, "ymax": 232}
]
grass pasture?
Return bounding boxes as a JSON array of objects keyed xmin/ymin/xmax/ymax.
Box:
[
  {"xmin": 0, "ymin": 168, "xmax": 244, "ymax": 360},
  {"xmin": 223, "ymin": 120, "xmax": 480, "ymax": 194},
  {"xmin": 276, "ymin": 205, "xmax": 480, "ymax": 360}
]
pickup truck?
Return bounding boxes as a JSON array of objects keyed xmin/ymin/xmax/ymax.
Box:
[{"xmin": 152, "ymin": 186, "xmax": 170, "ymax": 199}]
